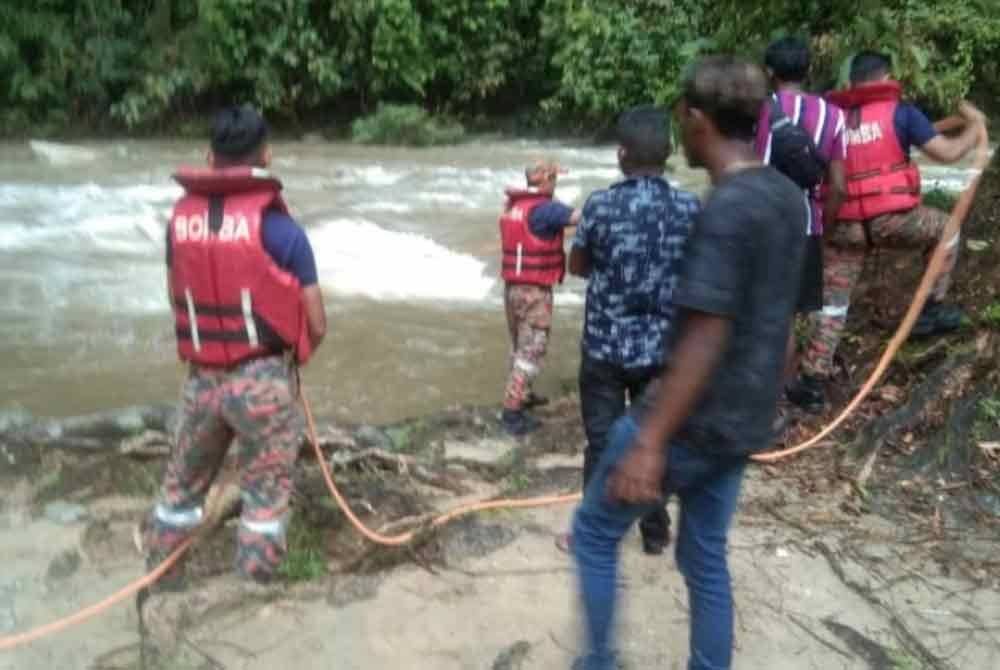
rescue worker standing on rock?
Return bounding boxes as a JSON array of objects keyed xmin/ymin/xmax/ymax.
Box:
[
  {"xmin": 499, "ymin": 161, "xmax": 580, "ymax": 436},
  {"xmin": 788, "ymin": 51, "xmax": 987, "ymax": 412},
  {"xmin": 145, "ymin": 105, "xmax": 327, "ymax": 584}
]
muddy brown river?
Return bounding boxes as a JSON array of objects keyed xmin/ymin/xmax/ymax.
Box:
[{"xmin": 0, "ymin": 138, "xmax": 977, "ymax": 423}]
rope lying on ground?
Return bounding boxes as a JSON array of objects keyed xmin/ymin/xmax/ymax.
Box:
[
  {"xmin": 0, "ymin": 115, "xmax": 987, "ymax": 651},
  {"xmin": 0, "ymin": 463, "xmax": 245, "ymax": 651},
  {"xmin": 753, "ymin": 116, "xmax": 989, "ymax": 463},
  {"xmin": 301, "ymin": 386, "xmax": 580, "ymax": 546}
]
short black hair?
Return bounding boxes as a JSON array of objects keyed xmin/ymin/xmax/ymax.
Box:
[
  {"xmin": 616, "ymin": 105, "xmax": 672, "ymax": 169},
  {"xmin": 850, "ymin": 51, "xmax": 892, "ymax": 84},
  {"xmin": 211, "ymin": 105, "xmax": 269, "ymax": 163},
  {"xmin": 764, "ymin": 36, "xmax": 811, "ymax": 83},
  {"xmin": 682, "ymin": 56, "xmax": 768, "ymax": 141}
]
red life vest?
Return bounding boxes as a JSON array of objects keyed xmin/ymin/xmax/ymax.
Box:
[
  {"xmin": 499, "ymin": 189, "xmax": 565, "ymax": 286},
  {"xmin": 826, "ymin": 80, "xmax": 921, "ymax": 221},
  {"xmin": 168, "ymin": 166, "xmax": 312, "ymax": 367}
]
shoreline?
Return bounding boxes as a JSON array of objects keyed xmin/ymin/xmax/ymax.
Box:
[{"xmin": 2, "ymin": 393, "xmax": 998, "ymax": 669}]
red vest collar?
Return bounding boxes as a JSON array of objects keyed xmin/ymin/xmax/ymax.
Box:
[
  {"xmin": 505, "ymin": 187, "xmax": 553, "ymax": 202},
  {"xmin": 826, "ymin": 80, "xmax": 903, "ymax": 109},
  {"xmin": 173, "ymin": 166, "xmax": 283, "ymax": 196}
]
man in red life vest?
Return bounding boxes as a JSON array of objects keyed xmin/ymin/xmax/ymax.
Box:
[
  {"xmin": 499, "ymin": 160, "xmax": 580, "ymax": 435},
  {"xmin": 145, "ymin": 105, "xmax": 327, "ymax": 585},
  {"xmin": 789, "ymin": 51, "xmax": 987, "ymax": 412}
]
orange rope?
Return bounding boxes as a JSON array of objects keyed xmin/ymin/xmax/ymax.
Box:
[
  {"xmin": 0, "ymin": 538, "xmax": 193, "ymax": 651},
  {"xmin": 753, "ymin": 116, "xmax": 989, "ymax": 463},
  {"xmin": 300, "ymin": 386, "xmax": 581, "ymax": 546}
]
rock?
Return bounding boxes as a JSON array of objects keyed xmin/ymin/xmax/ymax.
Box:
[
  {"xmin": 0, "ymin": 405, "xmax": 32, "ymax": 433},
  {"xmin": 0, "ymin": 580, "xmax": 18, "ymax": 634},
  {"xmin": 492, "ymin": 640, "xmax": 532, "ymax": 670},
  {"xmin": 44, "ymin": 501, "xmax": 89, "ymax": 525},
  {"xmin": 534, "ymin": 454, "xmax": 580, "ymax": 471},
  {"xmin": 327, "ymin": 575, "xmax": 383, "ymax": 609},
  {"xmin": 319, "ymin": 426, "xmax": 357, "ymax": 449},
  {"xmin": 354, "ymin": 425, "xmax": 395, "ymax": 451},
  {"xmin": 442, "ymin": 517, "xmax": 517, "ymax": 560},
  {"xmin": 444, "ymin": 438, "xmax": 514, "ymax": 466},
  {"xmin": 46, "ymin": 549, "xmax": 82, "ymax": 580}
]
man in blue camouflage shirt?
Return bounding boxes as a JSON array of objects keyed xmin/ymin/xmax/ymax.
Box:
[{"xmin": 563, "ymin": 105, "xmax": 700, "ymax": 555}]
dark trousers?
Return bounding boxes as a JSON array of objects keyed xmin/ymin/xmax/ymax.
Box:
[{"xmin": 579, "ymin": 353, "xmax": 669, "ymax": 544}]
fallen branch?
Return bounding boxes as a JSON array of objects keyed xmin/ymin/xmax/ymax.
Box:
[{"xmin": 814, "ymin": 540, "xmax": 957, "ymax": 670}]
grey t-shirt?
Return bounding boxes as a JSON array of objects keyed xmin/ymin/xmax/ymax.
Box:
[{"xmin": 671, "ymin": 166, "xmax": 807, "ymax": 455}]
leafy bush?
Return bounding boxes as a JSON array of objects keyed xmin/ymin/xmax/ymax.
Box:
[
  {"xmin": 923, "ymin": 188, "xmax": 959, "ymax": 213},
  {"xmin": 540, "ymin": 0, "xmax": 708, "ymax": 125},
  {"xmin": 1, "ymin": 0, "xmax": 999, "ymax": 134},
  {"xmin": 351, "ymin": 104, "xmax": 465, "ymax": 146},
  {"xmin": 706, "ymin": 0, "xmax": 1000, "ymax": 115}
]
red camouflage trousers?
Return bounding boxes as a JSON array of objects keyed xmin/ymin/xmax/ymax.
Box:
[
  {"xmin": 503, "ymin": 283, "xmax": 553, "ymax": 411},
  {"xmin": 801, "ymin": 205, "xmax": 959, "ymax": 379},
  {"xmin": 145, "ymin": 355, "xmax": 304, "ymax": 585}
]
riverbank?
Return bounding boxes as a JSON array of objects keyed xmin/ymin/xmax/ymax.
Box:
[{"xmin": 2, "ymin": 390, "xmax": 999, "ymax": 669}]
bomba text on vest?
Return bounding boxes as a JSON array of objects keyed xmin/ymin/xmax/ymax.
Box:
[
  {"xmin": 174, "ymin": 213, "xmax": 251, "ymax": 243},
  {"xmin": 845, "ymin": 121, "xmax": 884, "ymax": 147}
]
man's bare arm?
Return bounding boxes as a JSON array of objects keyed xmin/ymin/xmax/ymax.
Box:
[
  {"xmin": 822, "ymin": 159, "xmax": 847, "ymax": 231},
  {"xmin": 608, "ymin": 310, "xmax": 731, "ymax": 503},
  {"xmin": 302, "ymin": 284, "xmax": 327, "ymax": 350},
  {"xmin": 636, "ymin": 311, "xmax": 731, "ymax": 451},
  {"xmin": 568, "ymin": 245, "xmax": 591, "ymax": 278},
  {"xmin": 920, "ymin": 101, "xmax": 986, "ymax": 164}
]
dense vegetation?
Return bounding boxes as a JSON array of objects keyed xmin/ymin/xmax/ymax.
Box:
[{"xmin": 2, "ymin": 0, "xmax": 999, "ymax": 136}]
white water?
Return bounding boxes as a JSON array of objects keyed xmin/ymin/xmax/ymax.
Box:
[
  {"xmin": 0, "ymin": 139, "xmax": 637, "ymax": 420},
  {"xmin": 311, "ymin": 218, "xmax": 496, "ymax": 302},
  {"xmin": 0, "ymin": 138, "xmax": 979, "ymax": 422}
]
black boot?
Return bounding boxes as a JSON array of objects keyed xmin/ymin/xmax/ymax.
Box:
[
  {"xmin": 786, "ymin": 373, "xmax": 826, "ymax": 414},
  {"xmin": 523, "ymin": 391, "xmax": 550, "ymax": 409},
  {"xmin": 639, "ymin": 508, "xmax": 671, "ymax": 555},
  {"xmin": 501, "ymin": 409, "xmax": 541, "ymax": 436},
  {"xmin": 911, "ymin": 300, "xmax": 965, "ymax": 338}
]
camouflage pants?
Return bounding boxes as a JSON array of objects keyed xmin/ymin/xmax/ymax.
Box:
[
  {"xmin": 145, "ymin": 355, "xmax": 305, "ymax": 585},
  {"xmin": 503, "ymin": 283, "xmax": 553, "ymax": 411},
  {"xmin": 801, "ymin": 205, "xmax": 959, "ymax": 378}
]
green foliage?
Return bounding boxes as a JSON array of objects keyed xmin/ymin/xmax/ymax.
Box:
[
  {"xmin": 980, "ymin": 396, "xmax": 1000, "ymax": 424},
  {"xmin": 707, "ymin": 0, "xmax": 1000, "ymax": 114},
  {"xmin": 1, "ymin": 0, "xmax": 999, "ymax": 134},
  {"xmin": 352, "ymin": 104, "xmax": 464, "ymax": 146},
  {"xmin": 278, "ymin": 513, "xmax": 326, "ymax": 582},
  {"xmin": 923, "ymin": 188, "xmax": 959, "ymax": 213},
  {"xmin": 540, "ymin": 0, "xmax": 708, "ymax": 125},
  {"xmin": 979, "ymin": 302, "xmax": 1000, "ymax": 329}
]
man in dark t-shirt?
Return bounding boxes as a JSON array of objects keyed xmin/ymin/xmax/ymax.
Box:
[{"xmin": 570, "ymin": 57, "xmax": 807, "ymax": 670}]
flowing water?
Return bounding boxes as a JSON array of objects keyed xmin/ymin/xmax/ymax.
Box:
[{"xmin": 0, "ymin": 138, "xmax": 980, "ymax": 424}]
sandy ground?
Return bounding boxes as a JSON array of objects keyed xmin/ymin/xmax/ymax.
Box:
[{"xmin": 3, "ymin": 469, "xmax": 999, "ymax": 670}]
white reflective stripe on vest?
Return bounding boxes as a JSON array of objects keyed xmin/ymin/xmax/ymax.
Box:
[
  {"xmin": 241, "ymin": 289, "xmax": 259, "ymax": 348},
  {"xmin": 241, "ymin": 517, "xmax": 285, "ymax": 536},
  {"xmin": 185, "ymin": 288, "xmax": 201, "ymax": 352},
  {"xmin": 516, "ymin": 243, "xmax": 523, "ymax": 276},
  {"xmin": 513, "ymin": 358, "xmax": 539, "ymax": 376},
  {"xmin": 155, "ymin": 502, "xmax": 203, "ymax": 528},
  {"xmin": 822, "ymin": 305, "xmax": 849, "ymax": 318}
]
